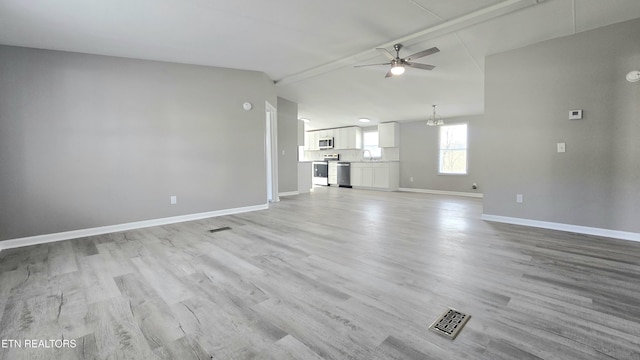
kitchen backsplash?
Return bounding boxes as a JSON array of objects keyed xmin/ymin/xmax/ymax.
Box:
[{"xmin": 303, "ymin": 147, "xmax": 399, "ymax": 162}]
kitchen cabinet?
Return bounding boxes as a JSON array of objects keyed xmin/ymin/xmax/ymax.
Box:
[
  {"xmin": 328, "ymin": 162, "xmax": 338, "ymax": 185},
  {"xmin": 334, "ymin": 128, "xmax": 346, "ymax": 149},
  {"xmin": 378, "ymin": 122, "xmax": 399, "ymax": 148},
  {"xmin": 361, "ymin": 166, "xmax": 374, "ymax": 187},
  {"xmin": 373, "ymin": 166, "xmax": 389, "ymax": 188},
  {"xmin": 305, "ymin": 131, "xmax": 319, "ymax": 150},
  {"xmin": 305, "ymin": 126, "xmax": 361, "ymax": 151},
  {"xmin": 334, "ymin": 126, "xmax": 362, "ymax": 150},
  {"xmin": 350, "ymin": 162, "xmax": 399, "ymax": 191},
  {"xmin": 346, "ymin": 127, "xmax": 362, "ymax": 149},
  {"xmin": 351, "ymin": 163, "xmax": 362, "ymax": 187},
  {"xmin": 318, "ymin": 129, "xmax": 332, "ymax": 139}
]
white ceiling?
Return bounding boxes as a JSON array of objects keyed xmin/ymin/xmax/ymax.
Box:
[{"xmin": 1, "ymin": 0, "xmax": 640, "ymax": 129}]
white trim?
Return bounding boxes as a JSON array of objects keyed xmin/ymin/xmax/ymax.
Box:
[
  {"xmin": 399, "ymin": 187, "xmax": 483, "ymax": 198},
  {"xmin": 265, "ymin": 101, "xmax": 279, "ymax": 203},
  {"xmin": 278, "ymin": 191, "xmax": 299, "ymax": 197},
  {"xmin": 481, "ymin": 214, "xmax": 640, "ymax": 242},
  {"xmin": 0, "ymin": 204, "xmax": 268, "ymax": 252}
]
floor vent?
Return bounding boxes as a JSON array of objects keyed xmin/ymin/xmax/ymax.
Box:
[
  {"xmin": 429, "ymin": 308, "xmax": 471, "ymax": 340},
  {"xmin": 208, "ymin": 226, "xmax": 231, "ymax": 233}
]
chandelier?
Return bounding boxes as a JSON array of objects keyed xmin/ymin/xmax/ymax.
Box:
[{"xmin": 426, "ymin": 105, "xmax": 444, "ymax": 126}]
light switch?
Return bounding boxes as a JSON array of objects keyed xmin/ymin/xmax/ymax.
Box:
[
  {"xmin": 569, "ymin": 110, "xmax": 582, "ymax": 120},
  {"xmin": 516, "ymin": 194, "xmax": 523, "ymax": 203},
  {"xmin": 557, "ymin": 142, "xmax": 566, "ymax": 153},
  {"xmin": 170, "ymin": 196, "xmax": 177, "ymax": 205}
]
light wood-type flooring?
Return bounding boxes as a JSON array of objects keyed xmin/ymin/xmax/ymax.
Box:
[{"xmin": 1, "ymin": 187, "xmax": 639, "ymax": 359}]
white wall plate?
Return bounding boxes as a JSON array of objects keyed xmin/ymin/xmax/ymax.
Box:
[
  {"xmin": 626, "ymin": 70, "xmax": 640, "ymax": 83},
  {"xmin": 569, "ymin": 109, "xmax": 582, "ymax": 120}
]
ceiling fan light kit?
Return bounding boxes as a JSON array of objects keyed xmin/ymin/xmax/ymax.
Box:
[
  {"xmin": 355, "ymin": 43, "xmax": 439, "ymax": 78},
  {"xmin": 390, "ymin": 63, "xmax": 405, "ymax": 75}
]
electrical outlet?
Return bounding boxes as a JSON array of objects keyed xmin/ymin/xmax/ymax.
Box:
[
  {"xmin": 170, "ymin": 196, "xmax": 177, "ymax": 205},
  {"xmin": 472, "ymin": 182, "xmax": 478, "ymax": 190},
  {"xmin": 516, "ymin": 194, "xmax": 523, "ymax": 203},
  {"xmin": 557, "ymin": 142, "xmax": 566, "ymax": 153},
  {"xmin": 410, "ymin": 177, "xmax": 414, "ymax": 182}
]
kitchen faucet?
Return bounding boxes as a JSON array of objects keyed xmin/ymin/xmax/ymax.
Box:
[{"xmin": 363, "ymin": 149, "xmax": 372, "ymax": 161}]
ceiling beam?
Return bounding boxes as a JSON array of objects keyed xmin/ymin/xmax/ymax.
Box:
[{"xmin": 275, "ymin": 0, "xmax": 546, "ymax": 86}]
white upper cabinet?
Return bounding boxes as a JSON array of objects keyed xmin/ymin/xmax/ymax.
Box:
[
  {"xmin": 334, "ymin": 127, "xmax": 361, "ymax": 150},
  {"xmin": 378, "ymin": 122, "xmax": 399, "ymax": 148},
  {"xmin": 305, "ymin": 126, "xmax": 362, "ymax": 151},
  {"xmin": 318, "ymin": 129, "xmax": 332, "ymax": 139},
  {"xmin": 347, "ymin": 127, "xmax": 362, "ymax": 149},
  {"xmin": 305, "ymin": 131, "xmax": 320, "ymax": 150}
]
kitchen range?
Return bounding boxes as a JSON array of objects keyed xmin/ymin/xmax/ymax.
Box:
[
  {"xmin": 312, "ymin": 154, "xmax": 350, "ymax": 187},
  {"xmin": 312, "ymin": 159, "xmax": 328, "ymax": 186}
]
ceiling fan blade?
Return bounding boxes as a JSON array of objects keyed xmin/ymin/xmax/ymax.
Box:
[
  {"xmin": 405, "ymin": 62, "xmax": 435, "ymax": 70},
  {"xmin": 376, "ymin": 48, "xmax": 396, "ymax": 61},
  {"xmin": 385, "ymin": 70, "xmax": 394, "ymax": 78},
  {"xmin": 405, "ymin": 47, "xmax": 440, "ymax": 61},
  {"xmin": 354, "ymin": 62, "xmax": 391, "ymax": 68}
]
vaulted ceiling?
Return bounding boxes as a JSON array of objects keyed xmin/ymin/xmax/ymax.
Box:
[{"xmin": 1, "ymin": 0, "xmax": 640, "ymax": 129}]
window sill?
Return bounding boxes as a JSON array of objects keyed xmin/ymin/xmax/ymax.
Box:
[{"xmin": 437, "ymin": 172, "xmax": 468, "ymax": 176}]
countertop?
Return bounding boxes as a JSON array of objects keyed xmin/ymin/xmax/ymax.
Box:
[{"xmin": 350, "ymin": 160, "xmax": 399, "ymax": 163}]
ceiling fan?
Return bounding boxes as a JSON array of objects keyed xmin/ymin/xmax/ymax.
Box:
[{"xmin": 355, "ymin": 43, "xmax": 439, "ymax": 78}]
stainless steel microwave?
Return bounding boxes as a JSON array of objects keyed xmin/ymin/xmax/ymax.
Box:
[{"xmin": 319, "ymin": 137, "xmax": 334, "ymax": 149}]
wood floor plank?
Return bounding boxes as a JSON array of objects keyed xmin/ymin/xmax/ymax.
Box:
[
  {"xmin": 129, "ymin": 256, "xmax": 193, "ymax": 305},
  {"xmin": 265, "ymin": 334, "xmax": 325, "ymax": 360},
  {"xmin": 152, "ymin": 334, "xmax": 209, "ymax": 360},
  {"xmin": 375, "ymin": 335, "xmax": 435, "ymax": 360},
  {"xmin": 75, "ymin": 254, "xmax": 123, "ymax": 304},
  {"xmin": 46, "ymin": 241, "xmax": 78, "ymax": 277},
  {"xmin": 1, "ymin": 187, "xmax": 640, "ymax": 359},
  {"xmin": 113, "ymin": 273, "xmax": 185, "ymax": 350},
  {"xmin": 85, "ymin": 298, "xmax": 156, "ymax": 359}
]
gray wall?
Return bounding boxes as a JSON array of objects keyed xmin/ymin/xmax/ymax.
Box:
[
  {"xmin": 276, "ymin": 97, "xmax": 299, "ymax": 193},
  {"xmin": 399, "ymin": 116, "xmax": 482, "ymax": 194},
  {"xmin": 0, "ymin": 45, "xmax": 276, "ymax": 241},
  {"xmin": 480, "ymin": 18, "xmax": 640, "ymax": 232}
]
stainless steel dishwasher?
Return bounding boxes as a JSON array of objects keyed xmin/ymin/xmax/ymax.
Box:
[{"xmin": 337, "ymin": 162, "xmax": 351, "ymax": 188}]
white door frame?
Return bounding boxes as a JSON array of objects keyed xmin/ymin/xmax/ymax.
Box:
[{"xmin": 265, "ymin": 101, "xmax": 279, "ymax": 203}]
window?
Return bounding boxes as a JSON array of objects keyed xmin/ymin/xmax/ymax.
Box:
[
  {"xmin": 439, "ymin": 124, "xmax": 467, "ymax": 174},
  {"xmin": 363, "ymin": 131, "xmax": 382, "ymax": 159}
]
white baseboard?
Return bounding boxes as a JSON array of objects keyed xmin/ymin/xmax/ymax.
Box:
[
  {"xmin": 481, "ymin": 214, "xmax": 640, "ymax": 242},
  {"xmin": 399, "ymin": 187, "xmax": 484, "ymax": 198},
  {"xmin": 278, "ymin": 191, "xmax": 299, "ymax": 197},
  {"xmin": 0, "ymin": 203, "xmax": 269, "ymax": 252}
]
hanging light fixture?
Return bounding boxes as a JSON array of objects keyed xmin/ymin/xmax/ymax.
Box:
[{"xmin": 426, "ymin": 105, "xmax": 444, "ymax": 126}]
